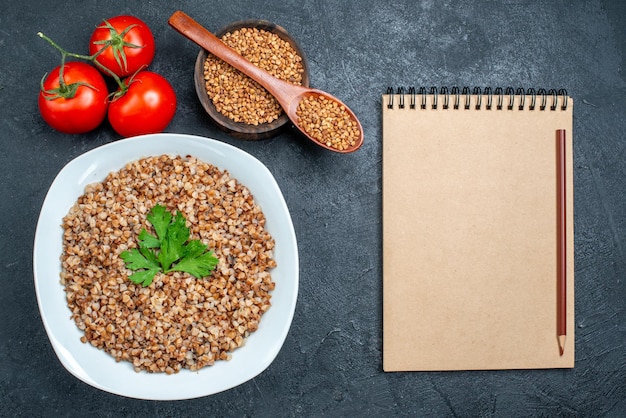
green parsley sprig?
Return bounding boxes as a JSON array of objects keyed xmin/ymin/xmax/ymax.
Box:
[{"xmin": 120, "ymin": 204, "xmax": 219, "ymax": 287}]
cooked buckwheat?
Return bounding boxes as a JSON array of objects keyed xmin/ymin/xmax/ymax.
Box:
[{"xmin": 60, "ymin": 155, "xmax": 276, "ymax": 374}]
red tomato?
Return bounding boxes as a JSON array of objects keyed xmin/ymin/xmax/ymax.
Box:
[
  {"xmin": 108, "ymin": 71, "xmax": 177, "ymax": 137},
  {"xmin": 89, "ymin": 15, "xmax": 155, "ymax": 78},
  {"xmin": 38, "ymin": 62, "xmax": 109, "ymax": 134}
]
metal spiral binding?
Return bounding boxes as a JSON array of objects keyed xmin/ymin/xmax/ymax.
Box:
[
  {"xmin": 386, "ymin": 87, "xmax": 394, "ymax": 109},
  {"xmin": 386, "ymin": 87, "xmax": 569, "ymax": 111}
]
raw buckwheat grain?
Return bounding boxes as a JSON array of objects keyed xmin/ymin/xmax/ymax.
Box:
[
  {"xmin": 203, "ymin": 27, "xmax": 304, "ymax": 125},
  {"xmin": 295, "ymin": 94, "xmax": 361, "ymax": 151}
]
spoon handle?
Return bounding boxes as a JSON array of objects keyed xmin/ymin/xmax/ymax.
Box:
[{"xmin": 168, "ymin": 11, "xmax": 302, "ymax": 109}]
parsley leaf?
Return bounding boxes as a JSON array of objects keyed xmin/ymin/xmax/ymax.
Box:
[
  {"xmin": 120, "ymin": 247, "xmax": 160, "ymax": 270},
  {"xmin": 146, "ymin": 204, "xmax": 171, "ymax": 242},
  {"xmin": 158, "ymin": 211, "xmax": 189, "ymax": 271},
  {"xmin": 138, "ymin": 228, "xmax": 160, "ymax": 248},
  {"xmin": 119, "ymin": 204, "xmax": 218, "ymax": 287},
  {"xmin": 170, "ymin": 240, "xmax": 219, "ymax": 278},
  {"xmin": 128, "ymin": 267, "xmax": 161, "ymax": 287}
]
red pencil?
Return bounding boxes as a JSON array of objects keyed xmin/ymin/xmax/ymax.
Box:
[{"xmin": 557, "ymin": 129, "xmax": 567, "ymax": 356}]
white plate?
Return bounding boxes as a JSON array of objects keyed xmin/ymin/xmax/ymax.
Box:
[{"xmin": 33, "ymin": 133, "xmax": 299, "ymax": 400}]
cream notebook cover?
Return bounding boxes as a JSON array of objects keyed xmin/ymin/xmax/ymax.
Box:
[{"xmin": 382, "ymin": 88, "xmax": 574, "ymax": 371}]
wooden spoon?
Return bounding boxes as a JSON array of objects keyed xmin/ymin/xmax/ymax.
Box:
[{"xmin": 168, "ymin": 10, "xmax": 364, "ymax": 153}]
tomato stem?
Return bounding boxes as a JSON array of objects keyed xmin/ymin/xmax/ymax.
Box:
[
  {"xmin": 92, "ymin": 20, "xmax": 144, "ymax": 75},
  {"xmin": 37, "ymin": 34, "xmax": 101, "ymax": 100},
  {"xmin": 37, "ymin": 31, "xmax": 127, "ymax": 94}
]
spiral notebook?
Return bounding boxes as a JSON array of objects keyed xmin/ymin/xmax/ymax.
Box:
[{"xmin": 382, "ymin": 87, "xmax": 575, "ymax": 371}]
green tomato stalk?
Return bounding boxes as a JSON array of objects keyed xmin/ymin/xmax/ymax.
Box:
[
  {"xmin": 91, "ymin": 20, "xmax": 144, "ymax": 75},
  {"xmin": 37, "ymin": 28, "xmax": 140, "ymax": 100}
]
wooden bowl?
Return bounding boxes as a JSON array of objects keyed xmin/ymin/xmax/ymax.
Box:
[{"xmin": 194, "ymin": 20, "xmax": 310, "ymax": 140}]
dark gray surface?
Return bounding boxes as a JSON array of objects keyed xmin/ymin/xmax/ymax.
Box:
[{"xmin": 1, "ymin": 0, "xmax": 625, "ymax": 416}]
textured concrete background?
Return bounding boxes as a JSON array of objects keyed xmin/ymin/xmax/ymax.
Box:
[{"xmin": 1, "ymin": 0, "xmax": 625, "ymax": 416}]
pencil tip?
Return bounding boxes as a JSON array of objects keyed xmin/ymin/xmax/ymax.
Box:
[{"xmin": 558, "ymin": 335, "xmax": 566, "ymax": 356}]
